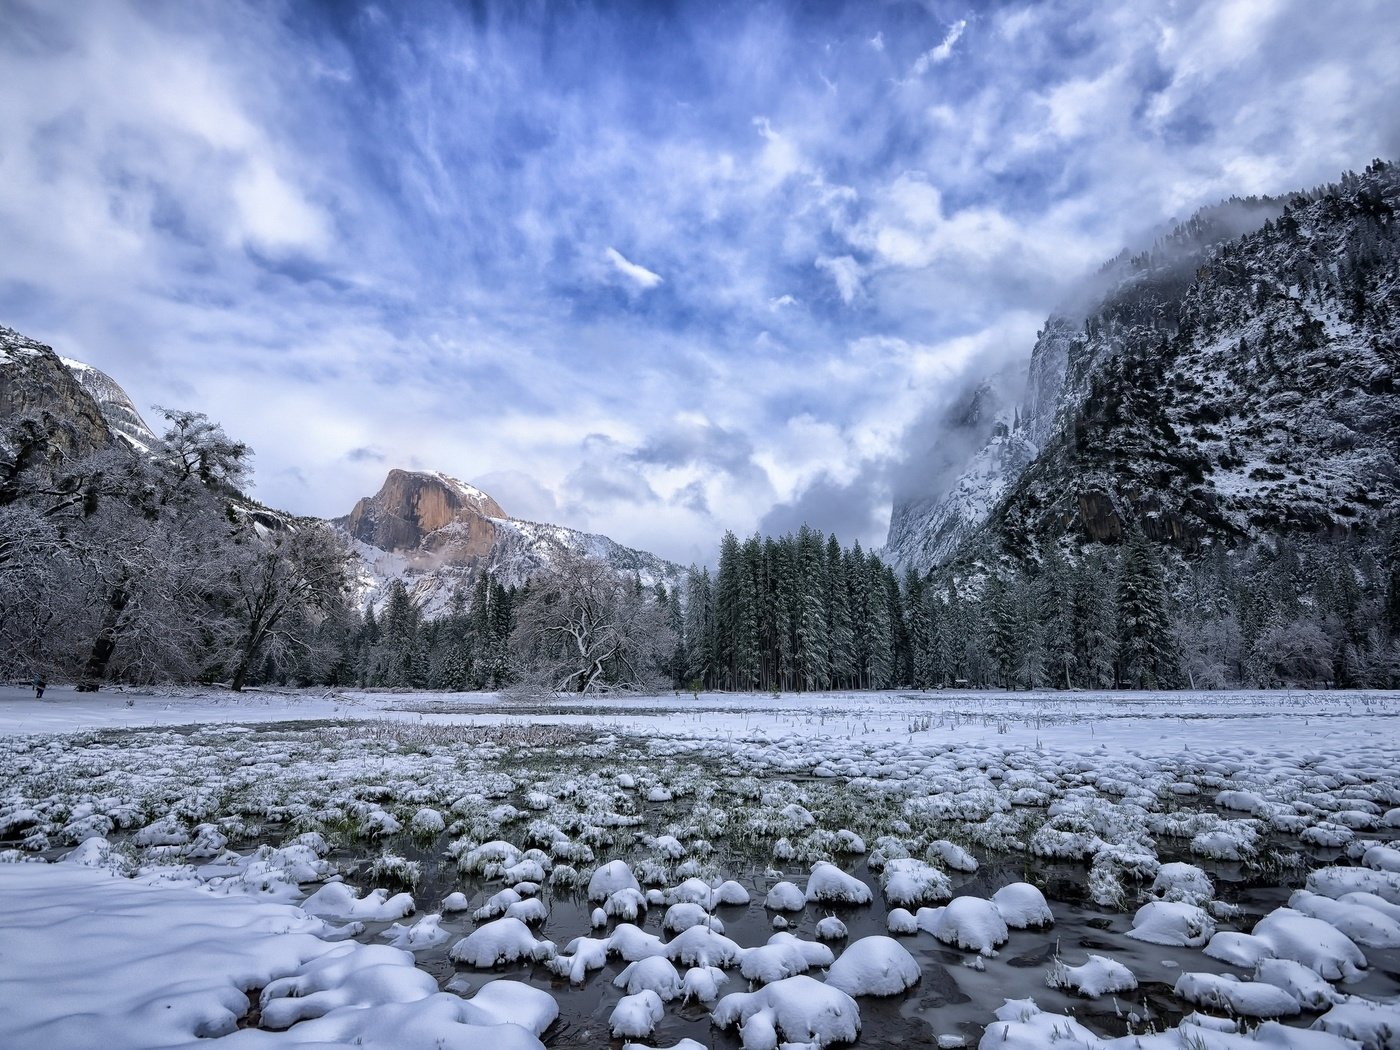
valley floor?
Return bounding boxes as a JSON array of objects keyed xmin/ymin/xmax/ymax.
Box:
[{"xmin": 2, "ymin": 687, "xmax": 1399, "ymax": 1049}]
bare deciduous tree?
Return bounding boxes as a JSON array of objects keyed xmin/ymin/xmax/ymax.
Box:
[{"xmin": 509, "ymin": 548, "xmax": 672, "ymax": 695}]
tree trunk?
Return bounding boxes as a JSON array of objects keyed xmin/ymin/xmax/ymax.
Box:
[{"xmin": 78, "ymin": 585, "xmax": 129, "ymax": 691}]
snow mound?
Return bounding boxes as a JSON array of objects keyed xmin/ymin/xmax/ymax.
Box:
[
  {"xmin": 448, "ymin": 917, "xmax": 554, "ymax": 968},
  {"xmin": 804, "ymin": 862, "xmax": 872, "ymax": 905},
  {"xmin": 739, "ymin": 932, "xmax": 834, "ymax": 984},
  {"xmin": 712, "ymin": 974, "xmax": 861, "ymax": 1049},
  {"xmin": 666, "ymin": 925, "xmax": 744, "ymax": 968},
  {"xmin": 930, "ymin": 897, "xmax": 1009, "ymax": 956},
  {"xmin": 991, "ymin": 883, "xmax": 1053, "ymax": 928},
  {"xmin": 825, "ymin": 935, "xmax": 921, "ymax": 997},
  {"xmin": 614, "ymin": 956, "xmax": 683, "ymax": 1001},
  {"xmin": 1125, "ymin": 901, "xmax": 1215, "ymax": 947},
  {"xmin": 880, "ymin": 857, "xmax": 953, "ymax": 907},
  {"xmin": 610, "ymin": 989, "xmax": 664, "ymax": 1038},
  {"xmin": 1252, "ymin": 908, "xmax": 1367, "ymax": 981},
  {"xmin": 1046, "ymin": 955, "xmax": 1137, "ymax": 997},
  {"xmin": 1173, "ymin": 972, "xmax": 1302, "ymax": 1018},
  {"xmin": 302, "ymin": 883, "xmax": 415, "ymax": 921},
  {"xmin": 765, "ymin": 881, "xmax": 806, "ymax": 911},
  {"xmin": 588, "ymin": 860, "xmax": 641, "ymax": 902}
]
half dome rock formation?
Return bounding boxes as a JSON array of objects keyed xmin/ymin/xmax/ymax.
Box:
[
  {"xmin": 343, "ymin": 469, "xmax": 507, "ymax": 564},
  {"xmin": 336, "ymin": 469, "xmax": 684, "ymax": 615}
]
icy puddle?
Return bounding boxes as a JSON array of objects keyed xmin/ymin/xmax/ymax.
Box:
[{"xmin": 3, "ymin": 699, "xmax": 1400, "ymax": 1049}]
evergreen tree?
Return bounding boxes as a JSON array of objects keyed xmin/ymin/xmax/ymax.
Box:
[{"xmin": 1115, "ymin": 531, "xmax": 1177, "ymax": 688}]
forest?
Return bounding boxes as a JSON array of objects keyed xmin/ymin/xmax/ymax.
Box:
[{"xmin": 3, "ymin": 403, "xmax": 1396, "ymax": 695}]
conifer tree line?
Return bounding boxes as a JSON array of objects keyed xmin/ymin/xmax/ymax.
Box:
[{"xmin": 672, "ymin": 525, "xmax": 1400, "ymax": 692}]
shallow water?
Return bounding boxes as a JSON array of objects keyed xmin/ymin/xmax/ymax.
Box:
[{"xmin": 318, "ymin": 824, "xmax": 1400, "ymax": 1049}]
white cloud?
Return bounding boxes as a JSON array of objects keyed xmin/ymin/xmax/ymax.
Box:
[
  {"xmin": 814, "ymin": 254, "xmax": 863, "ymax": 304},
  {"xmin": 911, "ymin": 19, "xmax": 966, "ymax": 75},
  {"xmin": 604, "ymin": 246, "xmax": 664, "ymax": 289}
]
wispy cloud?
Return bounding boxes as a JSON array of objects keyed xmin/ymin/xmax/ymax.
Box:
[
  {"xmin": 1, "ymin": 0, "xmax": 1397, "ymax": 565},
  {"xmin": 604, "ymin": 247, "xmax": 664, "ymax": 290},
  {"xmin": 911, "ymin": 18, "xmax": 967, "ymax": 75}
]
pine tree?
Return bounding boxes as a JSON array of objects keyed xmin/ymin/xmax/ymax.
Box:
[{"xmin": 1115, "ymin": 531, "xmax": 1177, "ymax": 688}]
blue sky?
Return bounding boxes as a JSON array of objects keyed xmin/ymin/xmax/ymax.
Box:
[{"xmin": 2, "ymin": 0, "xmax": 1398, "ymax": 565}]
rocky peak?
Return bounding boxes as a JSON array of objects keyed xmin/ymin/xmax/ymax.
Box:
[{"xmin": 342, "ymin": 468, "xmax": 507, "ymax": 555}]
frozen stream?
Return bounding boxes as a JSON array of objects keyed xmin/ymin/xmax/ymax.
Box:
[{"xmin": 2, "ymin": 688, "xmax": 1400, "ymax": 1048}]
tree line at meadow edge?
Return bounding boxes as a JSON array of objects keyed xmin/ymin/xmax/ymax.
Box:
[{"xmin": 2, "ymin": 407, "xmax": 1398, "ymax": 694}]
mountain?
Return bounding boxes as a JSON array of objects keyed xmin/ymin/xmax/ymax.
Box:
[
  {"xmin": 337, "ymin": 468, "xmax": 686, "ymax": 616},
  {"xmin": 0, "ymin": 326, "xmax": 113, "ymax": 465},
  {"xmin": 889, "ymin": 161, "xmax": 1399, "ymax": 573},
  {"xmin": 59, "ymin": 357, "xmax": 159, "ymax": 453}
]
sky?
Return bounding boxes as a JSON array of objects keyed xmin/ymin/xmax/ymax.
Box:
[{"xmin": 2, "ymin": 0, "xmax": 1398, "ymax": 567}]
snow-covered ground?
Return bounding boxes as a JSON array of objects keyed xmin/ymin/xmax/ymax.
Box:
[{"xmin": 2, "ymin": 686, "xmax": 1399, "ymax": 1048}]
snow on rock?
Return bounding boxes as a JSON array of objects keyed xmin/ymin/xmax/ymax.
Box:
[
  {"xmin": 804, "ymin": 861, "xmax": 873, "ymax": 905},
  {"xmin": 474, "ymin": 887, "xmax": 523, "ymax": 920},
  {"xmin": 977, "ymin": 998, "xmax": 1102, "ymax": 1049},
  {"xmin": 825, "ymin": 935, "xmax": 921, "ymax": 997},
  {"xmin": 667, "ymin": 924, "xmax": 745, "ymax": 967},
  {"xmin": 663, "ymin": 901, "xmax": 721, "ymax": 933},
  {"xmin": 712, "ymin": 974, "xmax": 861, "ymax": 1049},
  {"xmin": 607, "ymin": 922, "xmax": 667, "ymax": 961},
  {"xmin": 603, "ymin": 887, "xmax": 649, "ymax": 921},
  {"xmin": 765, "ymin": 880, "xmax": 806, "ymax": 911},
  {"xmin": 441, "ymin": 892, "xmax": 471, "ymax": 913},
  {"xmin": 1126, "ymin": 900, "xmax": 1215, "ymax": 947},
  {"xmin": 1311, "ymin": 996, "xmax": 1400, "ymax": 1048},
  {"xmin": 447, "ymin": 917, "xmax": 554, "ymax": 968},
  {"xmin": 928, "ymin": 839, "xmax": 979, "ymax": 872},
  {"xmin": 1308, "ymin": 866, "xmax": 1400, "ymax": 906},
  {"xmin": 1205, "ymin": 931, "xmax": 1277, "ymax": 967},
  {"xmin": 1046, "ymin": 955, "xmax": 1137, "ymax": 998},
  {"xmin": 1173, "ymin": 972, "xmax": 1303, "ymax": 1018},
  {"xmin": 1252, "ymin": 908, "xmax": 1368, "ymax": 981},
  {"xmin": 382, "ymin": 913, "xmax": 449, "ymax": 949},
  {"xmin": 302, "ymin": 883, "xmax": 416, "ymax": 921},
  {"xmin": 816, "ymin": 916, "xmax": 848, "ymax": 941},
  {"xmin": 713, "ymin": 880, "xmax": 752, "ymax": 906},
  {"xmin": 740, "ymin": 932, "xmax": 834, "ymax": 984},
  {"xmin": 931, "ymin": 897, "xmax": 1010, "ymax": 955},
  {"xmin": 886, "ymin": 908, "xmax": 918, "ymax": 935},
  {"xmin": 1152, "ymin": 862, "xmax": 1215, "ymax": 905},
  {"xmin": 991, "ymin": 883, "xmax": 1053, "ymax": 928},
  {"xmin": 1256, "ymin": 958, "xmax": 1343, "ymax": 1012},
  {"xmin": 1289, "ymin": 889, "xmax": 1400, "ymax": 948},
  {"xmin": 589, "ymin": 860, "xmax": 642, "ymax": 902},
  {"xmin": 614, "ymin": 956, "xmax": 683, "ymax": 1001},
  {"xmin": 260, "ymin": 943, "xmax": 441, "ymax": 1028},
  {"xmin": 1363, "ymin": 846, "xmax": 1400, "ymax": 873},
  {"xmin": 505, "ymin": 897, "xmax": 549, "ymax": 926},
  {"xmin": 609, "ymin": 989, "xmax": 665, "ymax": 1038},
  {"xmin": 681, "ymin": 965, "xmax": 729, "ymax": 1003},
  {"xmin": 546, "ymin": 936, "xmax": 610, "ymax": 984},
  {"xmin": 880, "ymin": 857, "xmax": 953, "ymax": 907}
]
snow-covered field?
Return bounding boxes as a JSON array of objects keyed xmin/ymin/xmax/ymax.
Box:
[{"xmin": 2, "ymin": 685, "xmax": 1399, "ymax": 1049}]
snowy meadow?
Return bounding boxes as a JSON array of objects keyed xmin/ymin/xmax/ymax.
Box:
[{"xmin": 2, "ymin": 687, "xmax": 1399, "ymax": 1049}]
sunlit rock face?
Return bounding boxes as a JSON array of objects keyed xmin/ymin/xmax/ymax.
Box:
[{"xmin": 344, "ymin": 468, "xmax": 507, "ymax": 562}]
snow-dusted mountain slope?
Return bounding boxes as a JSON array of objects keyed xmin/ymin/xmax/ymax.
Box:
[
  {"xmin": 336, "ymin": 468, "xmax": 686, "ymax": 615},
  {"xmin": 0, "ymin": 326, "xmax": 113, "ymax": 463},
  {"xmin": 60, "ymin": 357, "xmax": 159, "ymax": 453},
  {"xmin": 889, "ymin": 162, "xmax": 1398, "ymax": 571}
]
